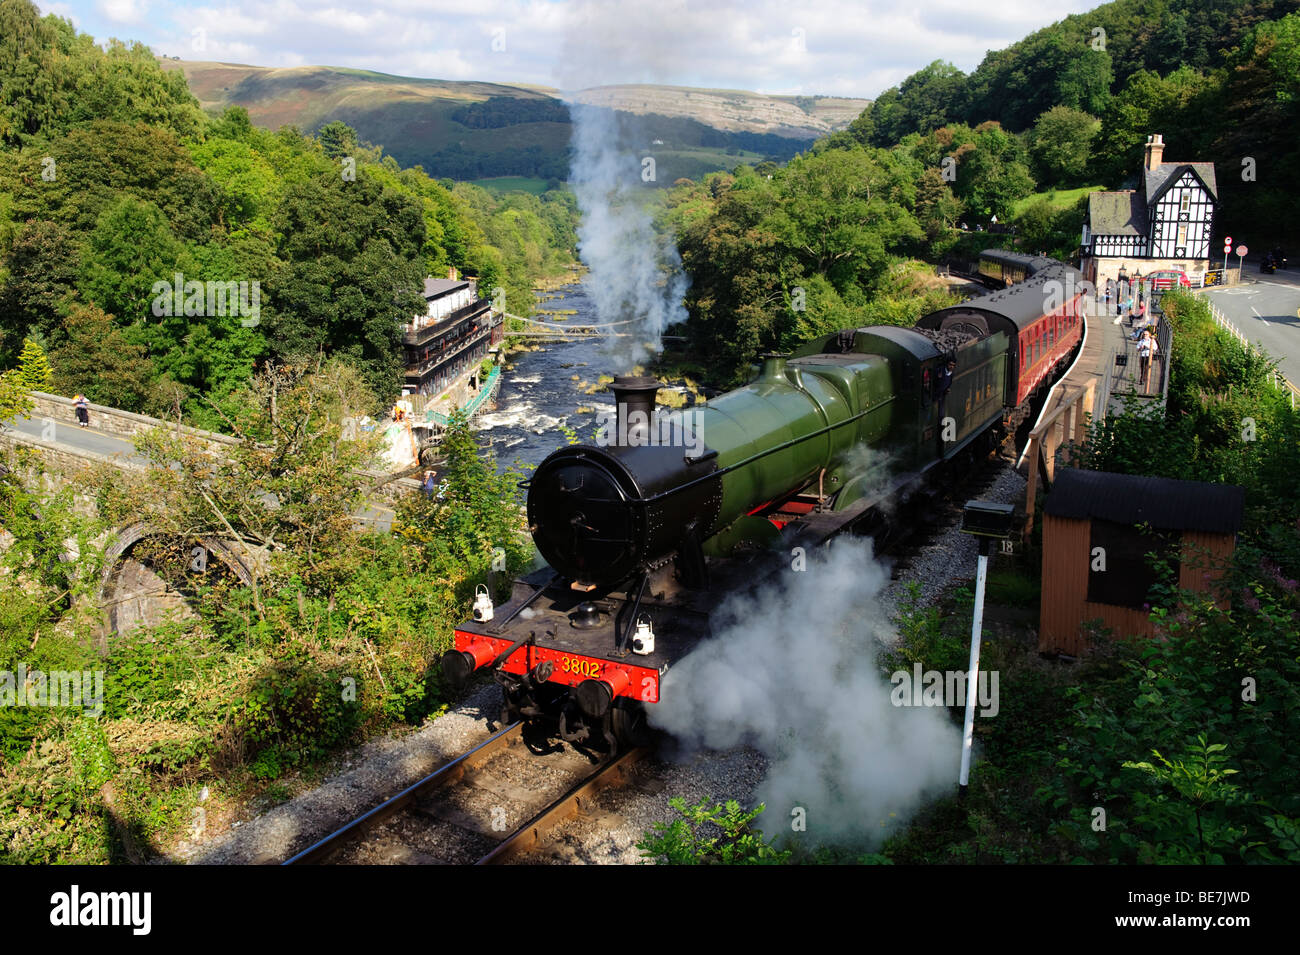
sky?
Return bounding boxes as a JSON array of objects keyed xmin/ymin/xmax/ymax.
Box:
[{"xmin": 38, "ymin": 0, "xmax": 1100, "ymax": 98}]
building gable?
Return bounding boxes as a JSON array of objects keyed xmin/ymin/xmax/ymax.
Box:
[{"xmin": 1148, "ymin": 169, "xmax": 1215, "ymax": 260}]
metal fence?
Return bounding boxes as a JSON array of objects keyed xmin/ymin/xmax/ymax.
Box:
[
  {"xmin": 1097, "ymin": 347, "xmax": 1117, "ymax": 424},
  {"xmin": 1202, "ymin": 299, "xmax": 1299, "ymax": 409}
]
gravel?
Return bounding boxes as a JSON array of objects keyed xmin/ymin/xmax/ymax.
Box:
[
  {"xmin": 878, "ymin": 464, "xmax": 1028, "ymax": 618},
  {"xmin": 185, "ymin": 683, "xmax": 503, "ymax": 864}
]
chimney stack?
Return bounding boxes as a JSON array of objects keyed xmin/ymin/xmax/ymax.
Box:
[
  {"xmin": 610, "ymin": 376, "xmax": 659, "ymax": 447},
  {"xmin": 1144, "ymin": 133, "xmax": 1165, "ymax": 171}
]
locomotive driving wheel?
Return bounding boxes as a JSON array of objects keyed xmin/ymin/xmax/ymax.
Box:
[{"xmin": 610, "ymin": 700, "xmax": 654, "ymax": 749}]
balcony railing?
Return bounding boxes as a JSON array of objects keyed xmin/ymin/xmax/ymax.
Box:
[
  {"xmin": 404, "ymin": 323, "xmax": 491, "ymax": 381},
  {"xmin": 403, "ymin": 299, "xmax": 491, "ymax": 346}
]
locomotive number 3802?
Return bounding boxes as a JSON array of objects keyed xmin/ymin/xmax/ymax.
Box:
[{"xmin": 560, "ymin": 656, "xmax": 603, "ymax": 678}]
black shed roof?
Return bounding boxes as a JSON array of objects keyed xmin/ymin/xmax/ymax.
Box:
[{"xmin": 1045, "ymin": 469, "xmax": 1245, "ymax": 534}]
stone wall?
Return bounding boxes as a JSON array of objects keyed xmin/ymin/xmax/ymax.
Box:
[
  {"xmin": 0, "ymin": 429, "xmax": 144, "ymax": 485},
  {"xmin": 28, "ymin": 391, "xmax": 240, "ymax": 452}
]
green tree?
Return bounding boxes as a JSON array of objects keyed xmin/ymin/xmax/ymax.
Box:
[
  {"xmin": 315, "ymin": 120, "xmax": 359, "ymax": 160},
  {"xmin": 6, "ymin": 121, "xmax": 222, "ymax": 241},
  {"xmin": 868, "ymin": 60, "xmax": 967, "ymax": 145},
  {"xmin": 1090, "ymin": 68, "xmax": 1210, "ymax": 184},
  {"xmin": 49, "ymin": 303, "xmax": 163, "ymax": 413},
  {"xmin": 1029, "ymin": 106, "xmax": 1099, "ymax": 186},
  {"xmin": 270, "ymin": 171, "xmax": 426, "ymax": 401},
  {"xmin": 13, "ymin": 337, "xmax": 51, "ymax": 390},
  {"xmin": 0, "ymin": 218, "xmax": 79, "ymax": 352},
  {"xmin": 951, "ymin": 122, "xmax": 1035, "ymax": 220},
  {"xmin": 914, "ymin": 166, "xmax": 963, "ymax": 240},
  {"xmin": 102, "ymin": 360, "xmax": 382, "ymax": 600},
  {"xmin": 79, "ymin": 196, "xmax": 187, "ymax": 325}
]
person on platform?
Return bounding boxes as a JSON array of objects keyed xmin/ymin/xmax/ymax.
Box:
[{"xmin": 1137, "ymin": 328, "xmax": 1159, "ymax": 391}]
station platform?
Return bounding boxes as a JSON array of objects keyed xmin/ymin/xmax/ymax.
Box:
[
  {"xmin": 1037, "ymin": 296, "xmax": 1167, "ymax": 433},
  {"xmin": 1019, "ymin": 295, "xmax": 1169, "ymax": 536}
]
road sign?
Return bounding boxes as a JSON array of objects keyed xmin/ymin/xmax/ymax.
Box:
[
  {"xmin": 1225, "ymin": 236, "xmax": 1233, "ymax": 245},
  {"xmin": 1236, "ymin": 245, "xmax": 1248, "ymax": 257},
  {"xmin": 1223, "ymin": 241, "xmax": 1233, "ymax": 253}
]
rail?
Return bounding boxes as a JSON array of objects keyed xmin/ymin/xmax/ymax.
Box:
[
  {"xmin": 282, "ymin": 718, "xmax": 650, "ymax": 866},
  {"xmin": 1156, "ymin": 317, "xmax": 1173, "ymax": 403},
  {"xmin": 477, "ymin": 745, "xmax": 652, "ymax": 864},
  {"xmin": 282, "ymin": 721, "xmax": 525, "ymax": 865},
  {"xmin": 1095, "ymin": 348, "xmax": 1116, "ymax": 426}
]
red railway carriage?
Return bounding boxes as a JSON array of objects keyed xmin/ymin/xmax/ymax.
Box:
[{"xmin": 915, "ymin": 262, "xmax": 1085, "ymax": 407}]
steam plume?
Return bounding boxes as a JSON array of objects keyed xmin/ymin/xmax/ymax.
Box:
[
  {"xmin": 649, "ymin": 536, "xmax": 959, "ymax": 849},
  {"xmin": 558, "ymin": 6, "xmax": 689, "ymax": 370},
  {"xmin": 568, "ymin": 105, "xmax": 688, "ymax": 369}
]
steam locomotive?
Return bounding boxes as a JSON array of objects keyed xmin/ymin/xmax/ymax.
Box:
[{"xmin": 443, "ymin": 253, "xmax": 1085, "ymax": 747}]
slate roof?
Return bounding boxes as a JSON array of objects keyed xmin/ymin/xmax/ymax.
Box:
[
  {"xmin": 1145, "ymin": 162, "xmax": 1217, "ymax": 202},
  {"xmin": 422, "ymin": 277, "xmax": 470, "ymax": 299},
  {"xmin": 1088, "ymin": 191, "xmax": 1148, "ymax": 236},
  {"xmin": 1044, "ymin": 469, "xmax": 1244, "ymax": 534}
]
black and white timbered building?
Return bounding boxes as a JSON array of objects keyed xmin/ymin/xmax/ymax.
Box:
[{"xmin": 1080, "ymin": 134, "xmax": 1217, "ymax": 286}]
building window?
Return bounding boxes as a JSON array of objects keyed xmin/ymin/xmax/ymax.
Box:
[
  {"xmin": 1180, "ymin": 193, "xmax": 1190, "ymax": 214},
  {"xmin": 1177, "ymin": 225, "xmax": 1187, "ymax": 247}
]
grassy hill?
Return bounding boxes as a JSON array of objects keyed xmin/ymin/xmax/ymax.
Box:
[
  {"xmin": 161, "ymin": 60, "xmax": 870, "ymax": 183},
  {"xmin": 567, "ymin": 85, "xmax": 868, "ymax": 137}
]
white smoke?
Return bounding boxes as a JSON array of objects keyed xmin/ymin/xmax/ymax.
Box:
[
  {"xmin": 558, "ymin": 6, "xmax": 690, "ymax": 371},
  {"xmin": 649, "ymin": 536, "xmax": 959, "ymax": 849},
  {"xmin": 567, "ymin": 105, "xmax": 688, "ymax": 370}
]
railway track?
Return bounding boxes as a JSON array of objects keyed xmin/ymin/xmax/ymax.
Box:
[{"xmin": 283, "ymin": 722, "xmax": 652, "ymax": 865}]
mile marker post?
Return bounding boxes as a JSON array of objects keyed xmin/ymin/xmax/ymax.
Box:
[{"xmin": 957, "ymin": 500, "xmax": 1016, "ymax": 800}]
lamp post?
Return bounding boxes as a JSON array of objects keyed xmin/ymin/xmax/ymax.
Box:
[{"xmin": 957, "ymin": 500, "xmax": 1016, "ymax": 799}]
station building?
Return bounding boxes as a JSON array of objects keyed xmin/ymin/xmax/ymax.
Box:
[{"xmin": 1079, "ymin": 134, "xmax": 1217, "ymax": 288}]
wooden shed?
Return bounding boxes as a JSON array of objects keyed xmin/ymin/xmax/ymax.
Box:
[{"xmin": 1039, "ymin": 469, "xmax": 1244, "ymax": 655}]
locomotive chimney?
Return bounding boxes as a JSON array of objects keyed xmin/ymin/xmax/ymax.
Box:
[
  {"xmin": 1144, "ymin": 133, "xmax": 1164, "ymax": 171},
  {"xmin": 610, "ymin": 375, "xmax": 658, "ymax": 446}
]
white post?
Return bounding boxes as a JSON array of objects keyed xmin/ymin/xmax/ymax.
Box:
[{"xmin": 959, "ymin": 541, "xmax": 990, "ymax": 794}]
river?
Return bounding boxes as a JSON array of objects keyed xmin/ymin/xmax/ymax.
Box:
[{"xmin": 475, "ymin": 280, "xmax": 623, "ymax": 472}]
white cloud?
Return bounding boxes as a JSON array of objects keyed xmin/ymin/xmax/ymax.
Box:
[
  {"xmin": 57, "ymin": 0, "xmax": 1100, "ymax": 96},
  {"xmin": 96, "ymin": 0, "xmax": 149, "ymax": 24}
]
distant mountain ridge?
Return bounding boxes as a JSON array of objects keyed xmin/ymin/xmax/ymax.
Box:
[{"xmin": 160, "ymin": 59, "xmax": 870, "ymax": 182}]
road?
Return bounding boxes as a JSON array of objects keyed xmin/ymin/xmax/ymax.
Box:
[
  {"xmin": 4, "ymin": 412, "xmax": 149, "ymax": 466},
  {"xmin": 1200, "ymin": 268, "xmax": 1300, "ymax": 388},
  {"xmin": 2, "ymin": 413, "xmax": 396, "ymax": 533}
]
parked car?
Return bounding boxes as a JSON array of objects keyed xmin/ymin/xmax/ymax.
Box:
[{"xmin": 1147, "ymin": 269, "xmax": 1192, "ymax": 290}]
